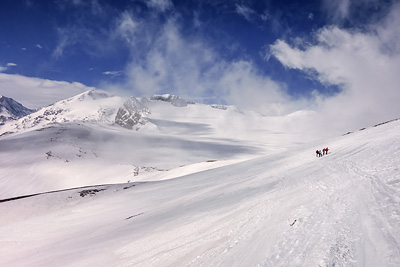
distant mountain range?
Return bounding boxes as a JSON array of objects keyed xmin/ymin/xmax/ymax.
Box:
[{"xmin": 0, "ymin": 90, "xmax": 236, "ymax": 135}]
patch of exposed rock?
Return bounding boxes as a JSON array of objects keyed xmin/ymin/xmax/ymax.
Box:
[{"xmin": 115, "ymin": 97, "xmax": 150, "ymax": 130}]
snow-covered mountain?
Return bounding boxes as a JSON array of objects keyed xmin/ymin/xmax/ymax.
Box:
[
  {"xmin": 2, "ymin": 89, "xmax": 399, "ymax": 266},
  {"xmin": 0, "ymin": 90, "xmax": 125, "ymax": 135},
  {"xmin": 0, "ymin": 95, "xmax": 34, "ymax": 125},
  {"xmin": 0, "ymin": 89, "xmax": 323, "ymax": 198},
  {"xmin": 0, "ymin": 112, "xmax": 399, "ymax": 266}
]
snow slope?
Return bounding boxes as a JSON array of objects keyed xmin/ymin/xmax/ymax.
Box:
[
  {"xmin": 0, "ymin": 118, "xmax": 399, "ymax": 266},
  {"xmin": 0, "ymin": 90, "xmax": 318, "ymax": 198}
]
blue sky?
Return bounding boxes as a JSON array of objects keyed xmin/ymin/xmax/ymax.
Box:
[
  {"xmin": 0, "ymin": 0, "xmax": 387, "ymax": 91},
  {"xmin": 0, "ymin": 0, "xmax": 326, "ymax": 92},
  {"xmin": 1, "ymin": 0, "xmax": 400, "ymax": 128}
]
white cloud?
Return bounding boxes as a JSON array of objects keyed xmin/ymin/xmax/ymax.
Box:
[
  {"xmin": 235, "ymin": 4, "xmax": 255, "ymax": 21},
  {"xmin": 51, "ymin": 1, "xmax": 109, "ymax": 60},
  {"xmin": 321, "ymin": 0, "xmax": 351, "ymax": 22},
  {"xmin": 53, "ymin": 4, "xmax": 138, "ymax": 61},
  {"xmin": 215, "ymin": 61, "xmax": 299, "ymax": 115},
  {"xmin": 193, "ymin": 11, "xmax": 202, "ymax": 28},
  {"xmin": 321, "ymin": 0, "xmax": 391, "ymax": 24},
  {"xmin": 89, "ymin": 0, "xmax": 104, "ymax": 15},
  {"xmin": 270, "ymin": 3, "xmax": 400, "ymax": 132},
  {"xmin": 53, "ymin": 24, "xmax": 112, "ymax": 60},
  {"xmin": 0, "ymin": 73, "xmax": 92, "ymax": 108},
  {"xmin": 115, "ymin": 11, "xmax": 138, "ymax": 45},
  {"xmin": 55, "ymin": 0, "xmax": 103, "ymax": 14},
  {"xmin": 261, "ymin": 10, "xmax": 270, "ymax": 21},
  {"xmin": 121, "ymin": 17, "xmax": 302, "ymax": 115},
  {"xmin": 36, "ymin": 44, "xmax": 43, "ymax": 49},
  {"xmin": 0, "ymin": 62, "xmax": 16, "ymax": 72},
  {"xmin": 125, "ymin": 18, "xmax": 214, "ymax": 98},
  {"xmin": 71, "ymin": 0, "xmax": 84, "ymax": 6},
  {"xmin": 52, "ymin": 29, "xmax": 70, "ymax": 59},
  {"xmin": 376, "ymin": 1, "xmax": 400, "ymax": 54},
  {"xmin": 146, "ymin": 0, "xmax": 173, "ymax": 12},
  {"xmin": 103, "ymin": 71, "xmax": 122, "ymax": 76}
]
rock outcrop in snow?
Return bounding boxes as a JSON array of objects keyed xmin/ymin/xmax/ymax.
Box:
[
  {"xmin": 150, "ymin": 94, "xmax": 190, "ymax": 107},
  {"xmin": 0, "ymin": 96, "xmax": 34, "ymax": 125},
  {"xmin": 115, "ymin": 96, "xmax": 150, "ymax": 130}
]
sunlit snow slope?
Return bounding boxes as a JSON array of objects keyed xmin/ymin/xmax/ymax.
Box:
[
  {"xmin": 0, "ymin": 90, "xmax": 316, "ymax": 198},
  {"xmin": 1, "ymin": 118, "xmax": 399, "ymax": 266}
]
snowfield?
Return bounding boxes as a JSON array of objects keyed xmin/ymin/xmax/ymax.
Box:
[
  {"xmin": 0, "ymin": 91, "xmax": 399, "ymax": 266},
  {"xmin": 0, "ymin": 90, "xmax": 317, "ymax": 198}
]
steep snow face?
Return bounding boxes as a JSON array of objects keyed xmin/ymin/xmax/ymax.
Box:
[
  {"xmin": 0, "ymin": 96, "xmax": 34, "ymax": 125},
  {"xmin": 115, "ymin": 97, "xmax": 150, "ymax": 130},
  {"xmin": 0, "ymin": 118, "xmax": 399, "ymax": 266},
  {"xmin": 0, "ymin": 90, "xmax": 125, "ymax": 135}
]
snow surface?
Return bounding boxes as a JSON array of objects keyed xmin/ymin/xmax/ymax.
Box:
[
  {"xmin": 0, "ymin": 90, "xmax": 317, "ymax": 198},
  {"xmin": 0, "ymin": 90, "xmax": 399, "ymax": 266}
]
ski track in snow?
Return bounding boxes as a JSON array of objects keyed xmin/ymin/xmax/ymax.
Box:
[{"xmin": 0, "ymin": 97, "xmax": 400, "ymax": 266}]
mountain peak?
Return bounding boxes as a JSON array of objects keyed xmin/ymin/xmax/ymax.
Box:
[
  {"xmin": 0, "ymin": 95, "xmax": 34, "ymax": 125},
  {"xmin": 77, "ymin": 89, "xmax": 113, "ymax": 101},
  {"xmin": 115, "ymin": 96, "xmax": 150, "ymax": 130}
]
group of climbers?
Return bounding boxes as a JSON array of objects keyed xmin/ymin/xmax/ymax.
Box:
[{"xmin": 316, "ymin": 147, "xmax": 329, "ymax": 157}]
